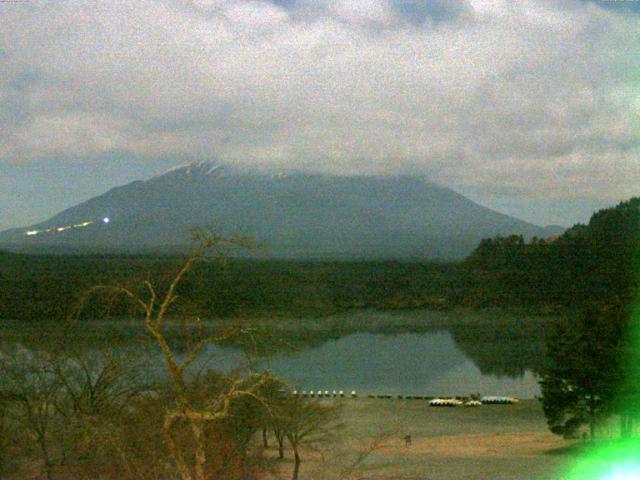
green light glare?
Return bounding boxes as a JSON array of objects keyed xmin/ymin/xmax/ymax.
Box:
[
  {"xmin": 602, "ymin": 465, "xmax": 640, "ymax": 480},
  {"xmin": 602, "ymin": 463, "xmax": 640, "ymax": 480},
  {"xmin": 559, "ymin": 439, "xmax": 640, "ymax": 480}
]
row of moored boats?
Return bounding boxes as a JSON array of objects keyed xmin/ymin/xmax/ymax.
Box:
[
  {"xmin": 290, "ymin": 390, "xmax": 519, "ymax": 405},
  {"xmin": 428, "ymin": 396, "xmax": 519, "ymax": 406}
]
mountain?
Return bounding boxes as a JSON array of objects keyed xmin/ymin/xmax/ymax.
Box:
[
  {"xmin": 541, "ymin": 225, "xmax": 566, "ymax": 237},
  {"xmin": 0, "ymin": 163, "xmax": 562, "ymax": 260}
]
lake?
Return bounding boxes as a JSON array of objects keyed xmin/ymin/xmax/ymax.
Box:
[
  {"xmin": 187, "ymin": 323, "xmax": 547, "ymax": 399},
  {"xmin": 2, "ymin": 310, "xmax": 552, "ymax": 399},
  {"xmin": 260, "ymin": 331, "xmax": 540, "ymax": 398}
]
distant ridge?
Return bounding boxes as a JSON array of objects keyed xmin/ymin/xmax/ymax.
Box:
[{"xmin": 0, "ymin": 163, "xmax": 563, "ymax": 260}]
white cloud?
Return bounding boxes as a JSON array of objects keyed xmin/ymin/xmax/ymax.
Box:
[
  {"xmin": 0, "ymin": 0, "xmax": 638, "ymax": 202},
  {"xmin": 327, "ymin": 0, "xmax": 396, "ymax": 26},
  {"xmin": 225, "ymin": 1, "xmax": 290, "ymax": 28}
]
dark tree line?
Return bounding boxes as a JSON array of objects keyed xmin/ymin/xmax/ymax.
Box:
[
  {"xmin": 463, "ymin": 197, "xmax": 640, "ymax": 310},
  {"xmin": 0, "ymin": 252, "xmax": 461, "ymax": 323}
]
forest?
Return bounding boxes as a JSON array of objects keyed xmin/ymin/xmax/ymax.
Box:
[
  {"xmin": 0, "ymin": 252, "xmax": 463, "ymax": 323},
  {"xmin": 463, "ymin": 197, "xmax": 640, "ymax": 310}
]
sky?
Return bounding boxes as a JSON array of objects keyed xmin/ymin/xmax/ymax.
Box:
[{"xmin": 1, "ymin": 0, "xmax": 639, "ymax": 230}]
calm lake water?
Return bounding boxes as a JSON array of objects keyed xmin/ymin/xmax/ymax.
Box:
[
  {"xmin": 4, "ymin": 310, "xmax": 549, "ymax": 399},
  {"xmin": 192, "ymin": 330, "xmax": 542, "ymax": 399}
]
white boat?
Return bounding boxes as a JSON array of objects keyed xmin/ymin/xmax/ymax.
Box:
[
  {"xmin": 480, "ymin": 396, "xmax": 519, "ymax": 404},
  {"xmin": 429, "ymin": 398, "xmax": 463, "ymax": 407}
]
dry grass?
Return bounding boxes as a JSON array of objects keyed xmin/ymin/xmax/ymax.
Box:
[
  {"xmin": 261, "ymin": 399, "xmax": 578, "ymax": 480},
  {"xmin": 377, "ymin": 431, "xmax": 566, "ymax": 459}
]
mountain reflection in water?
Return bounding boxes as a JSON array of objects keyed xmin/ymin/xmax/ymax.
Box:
[
  {"xmin": 189, "ymin": 320, "xmax": 548, "ymax": 399},
  {"xmin": 253, "ymin": 331, "xmax": 542, "ymax": 398}
]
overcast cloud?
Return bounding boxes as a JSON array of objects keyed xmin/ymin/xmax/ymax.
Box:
[{"xmin": 0, "ymin": 0, "xmax": 639, "ymax": 228}]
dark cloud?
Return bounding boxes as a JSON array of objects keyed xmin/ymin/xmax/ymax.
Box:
[
  {"xmin": 579, "ymin": 0, "xmax": 640, "ymax": 13},
  {"xmin": 391, "ymin": 0, "xmax": 473, "ymax": 24}
]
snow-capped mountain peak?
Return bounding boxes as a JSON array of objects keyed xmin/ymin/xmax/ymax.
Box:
[{"xmin": 150, "ymin": 161, "xmax": 222, "ymax": 181}]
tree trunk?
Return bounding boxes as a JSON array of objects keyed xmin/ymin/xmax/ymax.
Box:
[
  {"xmin": 164, "ymin": 414, "xmax": 194, "ymax": 480},
  {"xmin": 262, "ymin": 428, "xmax": 268, "ymax": 448},
  {"xmin": 621, "ymin": 413, "xmax": 629, "ymax": 438},
  {"xmin": 589, "ymin": 395, "xmax": 596, "ymax": 441},
  {"xmin": 292, "ymin": 447, "xmax": 301, "ymax": 480},
  {"xmin": 274, "ymin": 429, "xmax": 285, "ymax": 459},
  {"xmin": 239, "ymin": 449, "xmax": 250, "ymax": 480},
  {"xmin": 189, "ymin": 417, "xmax": 207, "ymax": 480},
  {"xmin": 621, "ymin": 412, "xmax": 634, "ymax": 439},
  {"xmin": 37, "ymin": 430, "xmax": 54, "ymax": 480}
]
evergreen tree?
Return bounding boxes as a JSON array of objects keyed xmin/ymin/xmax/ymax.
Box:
[{"xmin": 539, "ymin": 303, "xmax": 627, "ymax": 439}]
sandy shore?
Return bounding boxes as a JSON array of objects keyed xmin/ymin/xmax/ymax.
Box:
[{"xmin": 264, "ymin": 398, "xmax": 576, "ymax": 480}]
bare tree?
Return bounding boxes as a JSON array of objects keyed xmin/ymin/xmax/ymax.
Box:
[
  {"xmin": 0, "ymin": 341, "xmax": 152, "ymax": 480},
  {"xmin": 0, "ymin": 346, "xmax": 65, "ymax": 480},
  {"xmin": 281, "ymin": 396, "xmax": 340, "ymax": 480},
  {"xmin": 53, "ymin": 348, "xmax": 150, "ymax": 416},
  {"xmin": 53, "ymin": 347, "xmax": 163, "ymax": 479},
  {"xmin": 252, "ymin": 372, "xmax": 289, "ymax": 458},
  {"xmin": 74, "ymin": 231, "xmax": 281, "ymax": 480}
]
